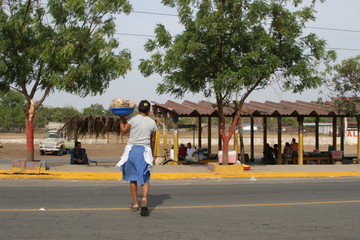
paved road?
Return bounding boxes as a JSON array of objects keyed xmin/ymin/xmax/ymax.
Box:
[{"xmin": 1, "ymin": 178, "xmax": 360, "ymax": 240}]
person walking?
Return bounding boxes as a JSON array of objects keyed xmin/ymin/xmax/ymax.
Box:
[{"xmin": 116, "ymin": 100, "xmax": 157, "ymax": 216}]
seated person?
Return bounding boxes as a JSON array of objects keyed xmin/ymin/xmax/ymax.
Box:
[
  {"xmin": 178, "ymin": 144, "xmax": 187, "ymax": 160},
  {"xmin": 282, "ymin": 142, "xmax": 292, "ymax": 164},
  {"xmin": 283, "ymin": 142, "xmax": 292, "ymax": 158},
  {"xmin": 70, "ymin": 141, "xmax": 89, "ymax": 165},
  {"xmin": 273, "ymin": 144, "xmax": 279, "ymax": 161},
  {"xmin": 263, "ymin": 143, "xmax": 274, "ymax": 164},
  {"xmin": 185, "ymin": 142, "xmax": 198, "ymax": 163}
]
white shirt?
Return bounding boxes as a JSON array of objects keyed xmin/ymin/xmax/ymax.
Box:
[
  {"xmin": 186, "ymin": 147, "xmax": 196, "ymax": 156},
  {"xmin": 115, "ymin": 144, "xmax": 154, "ymax": 173}
]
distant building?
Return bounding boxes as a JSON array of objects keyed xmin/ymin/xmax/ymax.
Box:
[
  {"xmin": 303, "ymin": 123, "xmax": 333, "ymax": 134},
  {"xmin": 241, "ymin": 124, "xmax": 259, "ymax": 133}
]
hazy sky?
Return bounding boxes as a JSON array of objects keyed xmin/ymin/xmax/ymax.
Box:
[{"xmin": 37, "ymin": 0, "xmax": 360, "ymax": 111}]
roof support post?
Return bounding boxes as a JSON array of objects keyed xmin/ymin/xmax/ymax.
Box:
[
  {"xmin": 277, "ymin": 117, "xmax": 282, "ymax": 165},
  {"xmin": 172, "ymin": 117, "xmax": 179, "ymax": 162},
  {"xmin": 340, "ymin": 117, "xmax": 345, "ymax": 152},
  {"xmin": 315, "ymin": 117, "xmax": 319, "ymax": 150},
  {"xmin": 74, "ymin": 128, "xmax": 78, "ymax": 146},
  {"xmin": 298, "ymin": 116, "xmax": 304, "ymax": 165},
  {"xmin": 357, "ymin": 116, "xmax": 360, "ymax": 164},
  {"xmin": 332, "ymin": 117, "xmax": 337, "ymax": 151},
  {"xmin": 198, "ymin": 117, "xmax": 202, "ymax": 149},
  {"xmin": 234, "ymin": 125, "xmax": 239, "ymax": 158},
  {"xmin": 154, "ymin": 112, "xmax": 161, "ymax": 161},
  {"xmin": 218, "ymin": 117, "xmax": 222, "ymax": 151},
  {"xmin": 163, "ymin": 113, "xmax": 168, "ymax": 159},
  {"xmin": 208, "ymin": 117, "xmax": 211, "ymax": 154},
  {"xmin": 250, "ymin": 117, "xmax": 254, "ymax": 162},
  {"xmin": 263, "ymin": 117, "xmax": 267, "ymax": 161}
]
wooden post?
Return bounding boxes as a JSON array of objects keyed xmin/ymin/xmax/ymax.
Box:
[
  {"xmin": 340, "ymin": 117, "xmax": 345, "ymax": 152},
  {"xmin": 198, "ymin": 117, "xmax": 202, "ymax": 149},
  {"xmin": 298, "ymin": 116, "xmax": 304, "ymax": 165},
  {"xmin": 208, "ymin": 117, "xmax": 211, "ymax": 154},
  {"xmin": 250, "ymin": 117, "xmax": 254, "ymax": 162},
  {"xmin": 218, "ymin": 117, "xmax": 222, "ymax": 151},
  {"xmin": 277, "ymin": 117, "xmax": 282, "ymax": 165},
  {"xmin": 263, "ymin": 117, "xmax": 267, "ymax": 161},
  {"xmin": 163, "ymin": 113, "xmax": 168, "ymax": 158},
  {"xmin": 315, "ymin": 117, "xmax": 319, "ymax": 150},
  {"xmin": 332, "ymin": 117, "xmax": 337, "ymax": 151}
]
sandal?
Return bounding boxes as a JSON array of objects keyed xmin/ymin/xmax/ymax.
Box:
[
  {"xmin": 140, "ymin": 199, "xmax": 149, "ymax": 216},
  {"xmin": 130, "ymin": 203, "xmax": 139, "ymax": 212}
]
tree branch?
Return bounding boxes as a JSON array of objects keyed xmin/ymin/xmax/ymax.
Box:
[
  {"xmin": 29, "ymin": 62, "xmax": 43, "ymax": 99},
  {"xmin": 35, "ymin": 83, "xmax": 51, "ymax": 109}
]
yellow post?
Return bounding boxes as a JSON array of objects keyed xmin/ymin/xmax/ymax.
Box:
[
  {"xmin": 234, "ymin": 128, "xmax": 239, "ymax": 157},
  {"xmin": 173, "ymin": 117, "xmax": 179, "ymax": 162},
  {"xmin": 155, "ymin": 113, "xmax": 161, "ymax": 159},
  {"xmin": 298, "ymin": 117, "xmax": 304, "ymax": 165},
  {"xmin": 163, "ymin": 113, "xmax": 168, "ymax": 159}
]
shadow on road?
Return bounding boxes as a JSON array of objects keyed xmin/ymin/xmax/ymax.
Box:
[{"xmin": 148, "ymin": 193, "xmax": 172, "ymax": 214}]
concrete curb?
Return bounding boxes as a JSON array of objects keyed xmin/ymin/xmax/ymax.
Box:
[{"xmin": 1, "ymin": 170, "xmax": 360, "ymax": 180}]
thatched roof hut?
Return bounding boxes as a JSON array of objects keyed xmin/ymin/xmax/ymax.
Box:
[
  {"xmin": 60, "ymin": 115, "xmax": 163, "ymax": 140},
  {"xmin": 60, "ymin": 116, "xmax": 123, "ymax": 139}
]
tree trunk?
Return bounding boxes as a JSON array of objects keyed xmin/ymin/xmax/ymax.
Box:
[
  {"xmin": 25, "ymin": 100, "xmax": 35, "ymax": 162},
  {"xmin": 220, "ymin": 116, "xmax": 238, "ymax": 165}
]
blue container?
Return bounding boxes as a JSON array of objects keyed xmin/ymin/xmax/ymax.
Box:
[{"xmin": 111, "ymin": 107, "xmax": 135, "ymax": 115}]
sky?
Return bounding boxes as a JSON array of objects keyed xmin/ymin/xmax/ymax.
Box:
[{"xmin": 36, "ymin": 0, "xmax": 360, "ymax": 111}]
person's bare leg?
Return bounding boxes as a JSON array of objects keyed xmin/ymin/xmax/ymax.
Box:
[
  {"xmin": 130, "ymin": 181, "xmax": 139, "ymax": 208},
  {"xmin": 140, "ymin": 182, "xmax": 150, "ymax": 216},
  {"xmin": 141, "ymin": 182, "xmax": 150, "ymax": 203}
]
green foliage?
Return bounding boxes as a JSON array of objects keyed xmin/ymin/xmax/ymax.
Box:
[
  {"xmin": 326, "ymin": 55, "xmax": 360, "ymax": 116},
  {"xmin": 139, "ymin": 0, "xmax": 331, "ymax": 163},
  {"xmin": 34, "ymin": 105, "xmax": 81, "ymax": 123},
  {"xmin": 1, "ymin": 0, "xmax": 132, "ymax": 159},
  {"xmin": 82, "ymin": 103, "xmax": 112, "ymax": 116},
  {"xmin": 139, "ymin": 0, "xmax": 330, "ymax": 106},
  {"xmin": 34, "ymin": 102, "xmax": 114, "ymax": 124},
  {"xmin": 0, "ymin": 0, "xmax": 132, "ymax": 105},
  {"xmin": 0, "ymin": 90, "xmax": 26, "ymax": 125}
]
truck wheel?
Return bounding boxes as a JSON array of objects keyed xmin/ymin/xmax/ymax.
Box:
[
  {"xmin": 40, "ymin": 150, "xmax": 45, "ymax": 155},
  {"xmin": 57, "ymin": 147, "xmax": 64, "ymax": 156}
]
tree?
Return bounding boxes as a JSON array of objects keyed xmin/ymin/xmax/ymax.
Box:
[
  {"xmin": 82, "ymin": 103, "xmax": 109, "ymax": 116},
  {"xmin": 0, "ymin": 90, "xmax": 26, "ymax": 129},
  {"xmin": 325, "ymin": 55, "xmax": 360, "ymax": 116},
  {"xmin": 0, "ymin": 0, "xmax": 132, "ymax": 161},
  {"xmin": 139, "ymin": 0, "xmax": 331, "ymax": 164},
  {"xmin": 34, "ymin": 105, "xmax": 55, "ymax": 125}
]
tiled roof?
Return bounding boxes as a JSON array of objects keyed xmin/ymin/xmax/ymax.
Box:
[{"xmin": 151, "ymin": 100, "xmax": 346, "ymax": 117}]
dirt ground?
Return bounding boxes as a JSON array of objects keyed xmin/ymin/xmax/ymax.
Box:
[
  {"xmin": 0, "ymin": 132, "xmax": 358, "ymax": 160},
  {"xmin": 0, "ymin": 142, "xmax": 126, "ymax": 160},
  {"xmin": 0, "ymin": 132, "xmax": 126, "ymax": 160}
]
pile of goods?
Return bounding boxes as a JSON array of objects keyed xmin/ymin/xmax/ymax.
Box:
[{"xmin": 110, "ymin": 98, "xmax": 137, "ymax": 108}]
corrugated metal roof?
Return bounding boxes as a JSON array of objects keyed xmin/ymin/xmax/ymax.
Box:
[
  {"xmin": 151, "ymin": 100, "xmax": 348, "ymax": 118},
  {"xmin": 182, "ymin": 100, "xmax": 217, "ymax": 116}
]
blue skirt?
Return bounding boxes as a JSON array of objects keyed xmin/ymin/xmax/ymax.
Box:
[{"xmin": 122, "ymin": 145, "xmax": 150, "ymax": 185}]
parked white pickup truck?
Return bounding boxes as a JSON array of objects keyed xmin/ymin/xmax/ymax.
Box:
[{"xmin": 39, "ymin": 129, "xmax": 74, "ymax": 156}]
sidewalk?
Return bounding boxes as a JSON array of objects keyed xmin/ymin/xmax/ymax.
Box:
[{"xmin": 1, "ymin": 161, "xmax": 360, "ymax": 180}]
